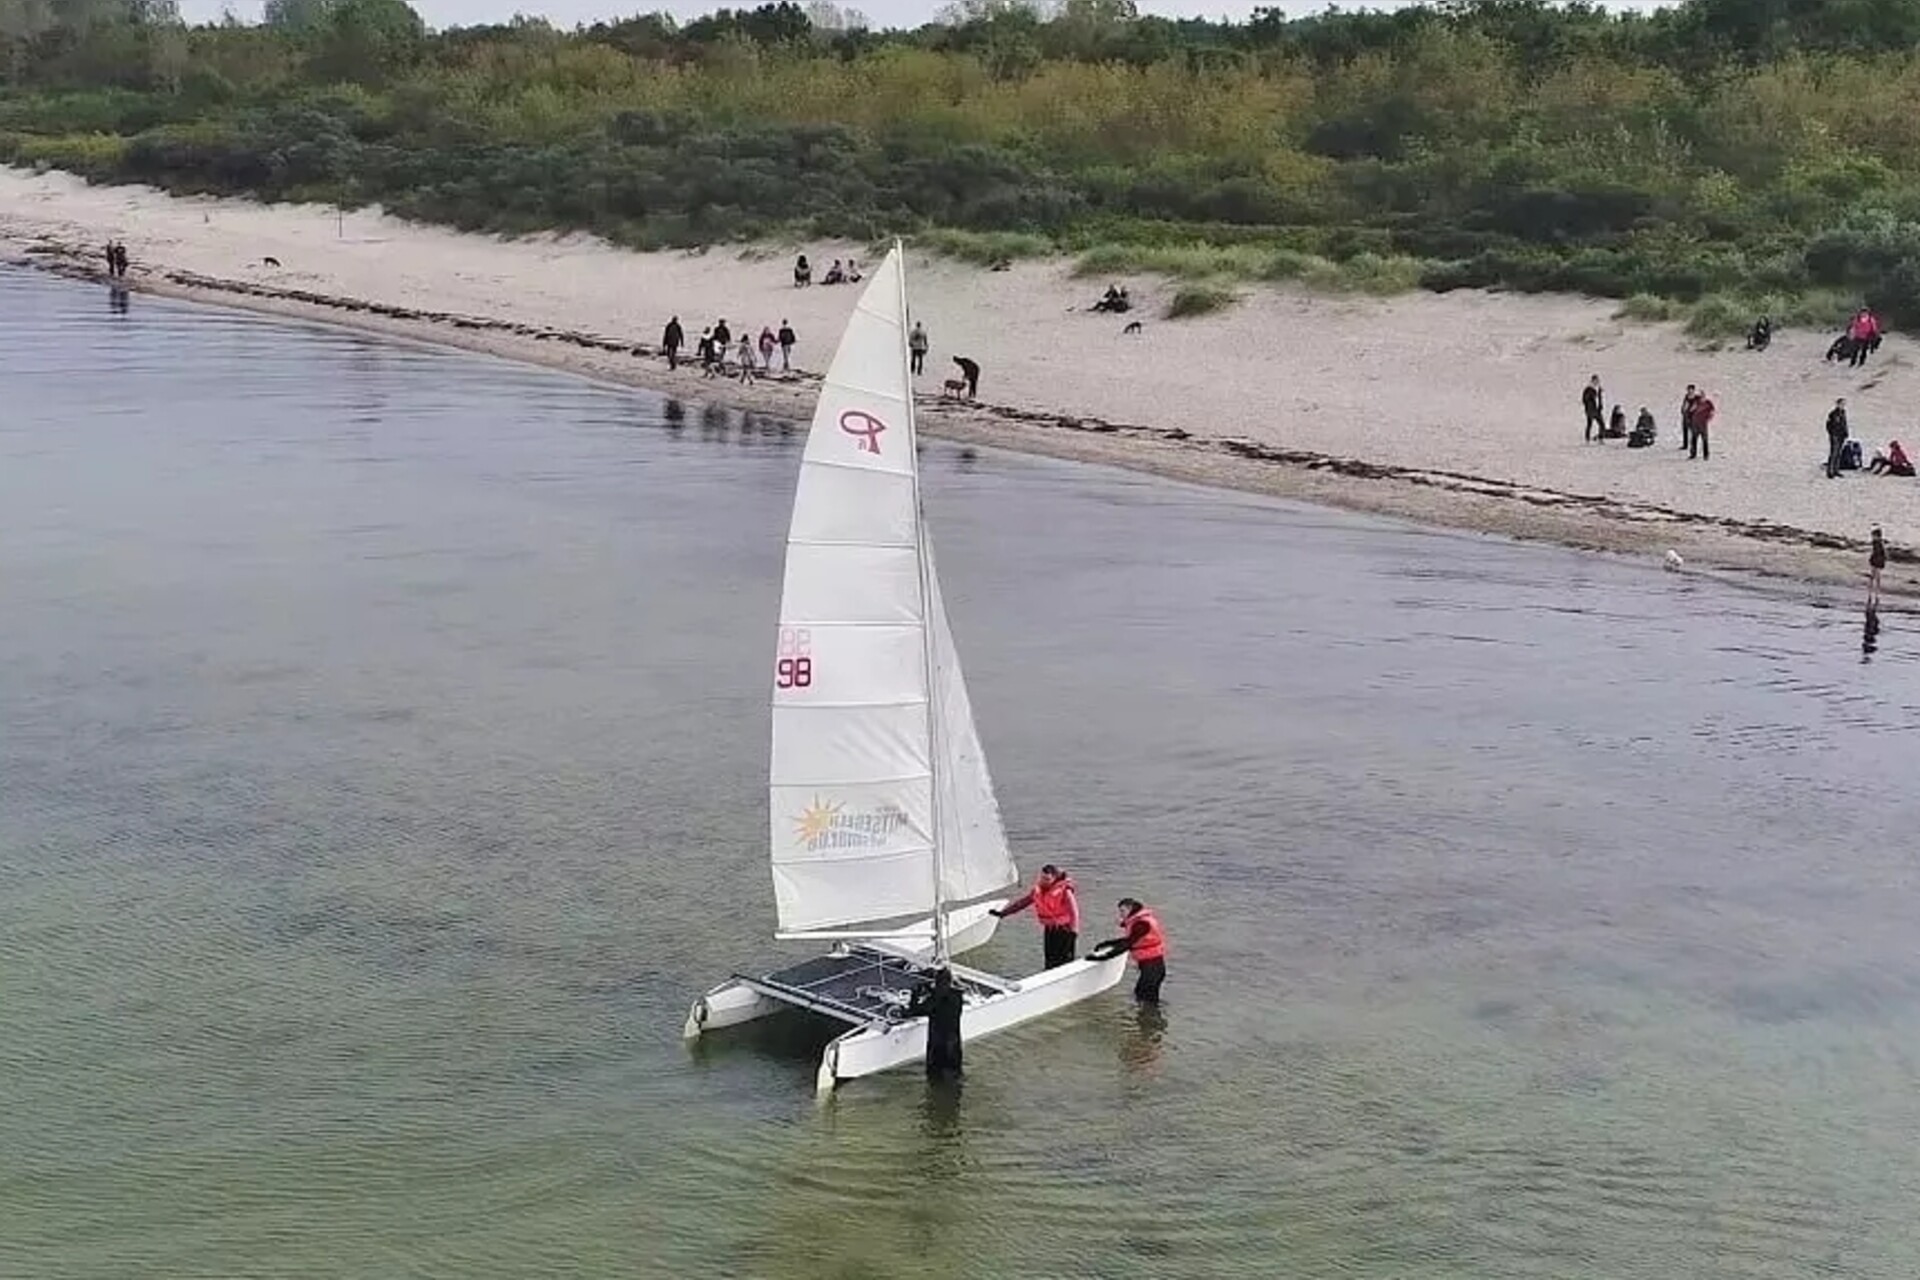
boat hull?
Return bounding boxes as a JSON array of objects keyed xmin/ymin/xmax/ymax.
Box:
[
  {"xmin": 683, "ymin": 899, "xmax": 1007, "ymax": 1040},
  {"xmin": 816, "ymin": 954, "xmax": 1128, "ymax": 1092}
]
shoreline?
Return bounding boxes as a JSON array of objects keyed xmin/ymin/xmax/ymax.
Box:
[{"xmin": 2, "ymin": 172, "xmax": 1910, "ymax": 606}]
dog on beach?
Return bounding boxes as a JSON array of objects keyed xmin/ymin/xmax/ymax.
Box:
[
  {"xmin": 262, "ymin": 256, "xmax": 281, "ymax": 267},
  {"xmin": 941, "ymin": 378, "xmax": 968, "ymax": 399},
  {"xmin": 1123, "ymin": 320, "xmax": 1142, "ymax": 335}
]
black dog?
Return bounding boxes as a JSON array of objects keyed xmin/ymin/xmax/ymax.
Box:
[
  {"xmin": 1123, "ymin": 320, "xmax": 1142, "ymax": 335},
  {"xmin": 262, "ymin": 256, "xmax": 281, "ymax": 267}
]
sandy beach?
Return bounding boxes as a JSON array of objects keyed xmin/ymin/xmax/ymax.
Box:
[{"xmin": 4, "ymin": 167, "xmax": 1913, "ymax": 599}]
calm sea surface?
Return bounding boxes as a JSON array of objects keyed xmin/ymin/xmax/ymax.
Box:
[{"xmin": 4, "ymin": 268, "xmax": 1920, "ymax": 1279}]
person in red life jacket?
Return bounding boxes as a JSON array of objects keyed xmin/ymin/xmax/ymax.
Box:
[
  {"xmin": 1847, "ymin": 308, "xmax": 1882, "ymax": 368},
  {"xmin": 1089, "ymin": 897, "xmax": 1166, "ymax": 1003},
  {"xmin": 991, "ymin": 863, "xmax": 1080, "ymax": 968}
]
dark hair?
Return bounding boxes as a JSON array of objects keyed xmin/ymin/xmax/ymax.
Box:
[
  {"xmin": 1040, "ymin": 863, "xmax": 1060, "ymax": 876},
  {"xmin": 1117, "ymin": 897, "xmax": 1142, "ymax": 913}
]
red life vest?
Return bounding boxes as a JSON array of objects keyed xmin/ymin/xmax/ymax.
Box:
[
  {"xmin": 1128, "ymin": 908, "xmax": 1166, "ymax": 961},
  {"xmin": 1032, "ymin": 875, "xmax": 1077, "ymax": 929}
]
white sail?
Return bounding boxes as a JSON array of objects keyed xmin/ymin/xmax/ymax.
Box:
[
  {"xmin": 769, "ymin": 247, "xmax": 1017, "ymax": 934},
  {"xmin": 925, "ymin": 537, "xmax": 1019, "ymax": 904}
]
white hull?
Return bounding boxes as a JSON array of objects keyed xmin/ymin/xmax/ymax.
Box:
[
  {"xmin": 816, "ymin": 955, "xmax": 1128, "ymax": 1092},
  {"xmin": 682, "ymin": 899, "xmax": 1006, "ymax": 1039}
]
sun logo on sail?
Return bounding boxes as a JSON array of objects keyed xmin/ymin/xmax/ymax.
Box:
[
  {"xmin": 794, "ymin": 798, "xmax": 844, "ymax": 847},
  {"xmin": 792, "ymin": 798, "xmax": 909, "ymax": 852},
  {"xmin": 839, "ymin": 409, "xmax": 887, "ymax": 455}
]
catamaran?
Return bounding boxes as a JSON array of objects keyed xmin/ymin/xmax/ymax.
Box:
[{"xmin": 683, "ymin": 244, "xmax": 1125, "ymax": 1091}]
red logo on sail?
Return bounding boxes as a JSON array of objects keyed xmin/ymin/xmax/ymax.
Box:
[{"xmin": 839, "ymin": 410, "xmax": 887, "ymax": 455}]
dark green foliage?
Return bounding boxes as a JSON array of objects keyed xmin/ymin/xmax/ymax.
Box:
[{"xmin": 9, "ymin": 0, "xmax": 1920, "ymax": 321}]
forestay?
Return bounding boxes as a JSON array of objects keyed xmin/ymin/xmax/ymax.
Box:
[{"xmin": 768, "ymin": 247, "xmax": 1018, "ymax": 934}]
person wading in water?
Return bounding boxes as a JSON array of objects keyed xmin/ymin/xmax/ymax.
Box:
[
  {"xmin": 991, "ymin": 863, "xmax": 1080, "ymax": 969},
  {"xmin": 1089, "ymin": 898, "xmax": 1167, "ymax": 1003},
  {"xmin": 905, "ymin": 967, "xmax": 964, "ymax": 1081}
]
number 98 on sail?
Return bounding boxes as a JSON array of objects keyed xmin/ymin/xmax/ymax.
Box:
[{"xmin": 775, "ymin": 627, "xmax": 813, "ymax": 690}]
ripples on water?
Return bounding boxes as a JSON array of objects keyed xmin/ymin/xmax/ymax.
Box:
[{"xmin": 3, "ymin": 269, "xmax": 1920, "ymax": 1278}]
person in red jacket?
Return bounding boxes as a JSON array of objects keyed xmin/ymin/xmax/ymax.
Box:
[
  {"xmin": 1090, "ymin": 898, "xmax": 1167, "ymax": 1003},
  {"xmin": 992, "ymin": 863, "xmax": 1080, "ymax": 968},
  {"xmin": 1688, "ymin": 390, "xmax": 1715, "ymax": 461}
]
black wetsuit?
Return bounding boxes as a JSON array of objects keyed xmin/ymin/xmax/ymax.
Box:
[
  {"xmin": 1827, "ymin": 407, "xmax": 1850, "ymax": 478},
  {"xmin": 662, "ymin": 319, "xmax": 683, "ymax": 369},
  {"xmin": 1582, "ymin": 384, "xmax": 1604, "ymax": 441},
  {"xmin": 907, "ymin": 978, "xmax": 964, "ymax": 1080}
]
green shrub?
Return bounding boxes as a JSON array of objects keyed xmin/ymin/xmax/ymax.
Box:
[
  {"xmin": 1614, "ymin": 293, "xmax": 1684, "ymax": 322},
  {"xmin": 1165, "ymin": 280, "xmax": 1238, "ymax": 318}
]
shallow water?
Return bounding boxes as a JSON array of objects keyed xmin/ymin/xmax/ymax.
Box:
[{"xmin": 3, "ymin": 269, "xmax": 1919, "ymax": 1279}]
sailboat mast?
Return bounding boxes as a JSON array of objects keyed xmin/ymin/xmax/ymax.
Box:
[{"xmin": 898, "ymin": 240, "xmax": 952, "ymax": 968}]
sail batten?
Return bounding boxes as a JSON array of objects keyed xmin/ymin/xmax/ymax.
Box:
[{"xmin": 768, "ymin": 246, "xmax": 1017, "ymax": 936}]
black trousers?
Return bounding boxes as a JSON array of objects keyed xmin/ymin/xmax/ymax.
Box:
[
  {"xmin": 910, "ymin": 350, "xmax": 926, "ymax": 375},
  {"xmin": 1134, "ymin": 958, "xmax": 1166, "ymax": 1002},
  {"xmin": 1584, "ymin": 407, "xmax": 1604, "ymax": 441},
  {"xmin": 1690, "ymin": 423, "xmax": 1709, "ymax": 460},
  {"xmin": 665, "ymin": 346, "xmax": 678, "ymax": 370},
  {"xmin": 1828, "ymin": 433, "xmax": 1847, "ymax": 477},
  {"xmin": 1043, "ymin": 926, "xmax": 1077, "ymax": 969}
]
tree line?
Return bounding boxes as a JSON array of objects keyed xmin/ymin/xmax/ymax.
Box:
[{"xmin": 5, "ymin": 0, "xmax": 1920, "ymax": 325}]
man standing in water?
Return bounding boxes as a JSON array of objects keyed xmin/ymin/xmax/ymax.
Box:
[
  {"xmin": 906, "ymin": 966, "xmax": 964, "ymax": 1081},
  {"xmin": 990, "ymin": 863, "xmax": 1079, "ymax": 969},
  {"xmin": 952, "ymin": 355, "xmax": 979, "ymax": 399},
  {"xmin": 661, "ymin": 315, "xmax": 683, "ymax": 370},
  {"xmin": 1089, "ymin": 897, "xmax": 1167, "ymax": 1003},
  {"xmin": 1869, "ymin": 525, "xmax": 1887, "ymax": 606}
]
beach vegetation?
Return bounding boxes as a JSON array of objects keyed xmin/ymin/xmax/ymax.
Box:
[
  {"xmin": 1164, "ymin": 280, "xmax": 1237, "ymax": 319},
  {"xmin": 10, "ymin": 0, "xmax": 1920, "ymax": 322}
]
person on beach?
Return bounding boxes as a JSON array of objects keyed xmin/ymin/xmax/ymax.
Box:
[
  {"xmin": 1089, "ymin": 898, "xmax": 1167, "ymax": 1003},
  {"xmin": 758, "ymin": 325, "xmax": 776, "ymax": 369},
  {"xmin": 905, "ymin": 966, "xmax": 964, "ymax": 1081},
  {"xmin": 697, "ymin": 327, "xmax": 717, "ymax": 377},
  {"xmin": 1607, "ymin": 404, "xmax": 1627, "ymax": 440},
  {"xmin": 823, "ymin": 259, "xmax": 846, "ymax": 285},
  {"xmin": 1869, "ymin": 439, "xmax": 1914, "ymax": 476},
  {"xmin": 1869, "ymin": 526, "xmax": 1887, "ymax": 606},
  {"xmin": 777, "ymin": 320, "xmax": 796, "ymax": 372},
  {"xmin": 1747, "ymin": 315, "xmax": 1773, "ymax": 351},
  {"xmin": 909, "ymin": 321, "xmax": 929, "ymax": 376},
  {"xmin": 991, "ymin": 863, "xmax": 1080, "ymax": 969},
  {"xmin": 793, "ymin": 254, "xmax": 811, "ymax": 287},
  {"xmin": 953, "ymin": 355, "xmax": 979, "ymax": 399},
  {"xmin": 1680, "ymin": 384, "xmax": 1702, "ymax": 452},
  {"xmin": 1826, "ymin": 398, "xmax": 1851, "ymax": 478},
  {"xmin": 103, "ymin": 241, "xmax": 116, "ymax": 277},
  {"xmin": 1847, "ymin": 308, "xmax": 1881, "ymax": 368},
  {"xmin": 735, "ymin": 333, "xmax": 756, "ymax": 384},
  {"xmin": 1689, "ymin": 390, "xmax": 1715, "ymax": 460},
  {"xmin": 712, "ymin": 317, "xmax": 731, "ymax": 356},
  {"xmin": 662, "ymin": 315, "xmax": 684, "ymax": 370},
  {"xmin": 1628, "ymin": 406, "xmax": 1657, "ymax": 448},
  {"xmin": 1582, "ymin": 375, "xmax": 1605, "ymax": 442}
]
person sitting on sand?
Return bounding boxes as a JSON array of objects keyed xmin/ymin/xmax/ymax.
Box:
[
  {"xmin": 845, "ymin": 258, "xmax": 862, "ymax": 283},
  {"xmin": 1747, "ymin": 315, "xmax": 1773, "ymax": 351},
  {"xmin": 822, "ymin": 259, "xmax": 846, "ymax": 285},
  {"xmin": 793, "ymin": 254, "xmax": 811, "ymax": 287},
  {"xmin": 1628, "ymin": 407, "xmax": 1657, "ymax": 448},
  {"xmin": 1606, "ymin": 404, "xmax": 1628, "ymax": 439},
  {"xmin": 1093, "ymin": 284, "xmax": 1132, "ymax": 314},
  {"xmin": 1868, "ymin": 439, "xmax": 1915, "ymax": 476}
]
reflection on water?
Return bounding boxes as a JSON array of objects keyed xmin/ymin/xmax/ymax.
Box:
[
  {"xmin": 3, "ymin": 267, "xmax": 1920, "ymax": 1278},
  {"xmin": 1864, "ymin": 605, "xmax": 1882, "ymax": 660}
]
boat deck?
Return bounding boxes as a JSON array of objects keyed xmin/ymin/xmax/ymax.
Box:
[{"xmin": 739, "ymin": 947, "xmax": 1004, "ymax": 1026}]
